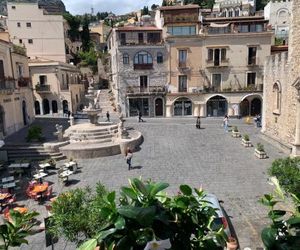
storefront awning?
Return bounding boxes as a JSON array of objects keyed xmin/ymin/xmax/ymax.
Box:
[{"xmin": 210, "ymin": 23, "xmax": 230, "ymax": 28}]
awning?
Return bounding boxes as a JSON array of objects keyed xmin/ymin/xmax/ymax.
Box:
[{"xmin": 210, "ymin": 23, "xmax": 230, "ymax": 28}]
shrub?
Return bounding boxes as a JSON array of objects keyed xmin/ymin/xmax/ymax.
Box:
[
  {"xmin": 232, "ymin": 126, "xmax": 238, "ymax": 132},
  {"xmin": 268, "ymin": 157, "xmax": 300, "ymax": 197},
  {"xmin": 256, "ymin": 143, "xmax": 264, "ymax": 152},
  {"xmin": 26, "ymin": 125, "xmax": 43, "ymax": 142},
  {"xmin": 243, "ymin": 134, "xmax": 250, "ymax": 141}
]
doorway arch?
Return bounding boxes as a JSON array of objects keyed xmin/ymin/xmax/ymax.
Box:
[
  {"xmin": 62, "ymin": 100, "xmax": 68, "ymax": 114},
  {"xmin": 206, "ymin": 95, "xmax": 228, "ymax": 117},
  {"xmin": 0, "ymin": 105, "xmax": 5, "ymax": 137},
  {"xmin": 52, "ymin": 100, "xmax": 58, "ymax": 113},
  {"xmin": 240, "ymin": 99, "xmax": 250, "ymax": 117},
  {"xmin": 34, "ymin": 101, "xmax": 40, "ymax": 115},
  {"xmin": 42, "ymin": 99, "xmax": 50, "ymax": 115},
  {"xmin": 251, "ymin": 98, "xmax": 262, "ymax": 116},
  {"xmin": 22, "ymin": 100, "xmax": 27, "ymax": 125},
  {"xmin": 173, "ymin": 97, "xmax": 192, "ymax": 116},
  {"xmin": 155, "ymin": 98, "xmax": 163, "ymax": 116}
]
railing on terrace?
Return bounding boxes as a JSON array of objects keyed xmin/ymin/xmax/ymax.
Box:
[
  {"xmin": 0, "ymin": 79, "xmax": 15, "ymax": 90},
  {"xmin": 134, "ymin": 63, "xmax": 153, "ymax": 70},
  {"xmin": 35, "ymin": 84, "xmax": 50, "ymax": 92},
  {"xmin": 126, "ymin": 86, "xmax": 166, "ymax": 94}
]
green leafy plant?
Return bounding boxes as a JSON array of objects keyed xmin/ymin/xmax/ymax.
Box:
[
  {"xmin": 256, "ymin": 143, "xmax": 265, "ymax": 152},
  {"xmin": 268, "ymin": 157, "xmax": 300, "ymax": 198},
  {"xmin": 243, "ymin": 134, "xmax": 250, "ymax": 141},
  {"xmin": 259, "ymin": 177, "xmax": 300, "ymax": 249},
  {"xmin": 26, "ymin": 125, "xmax": 43, "ymax": 142},
  {"xmin": 54, "ymin": 179, "xmax": 228, "ymax": 250},
  {"xmin": 0, "ymin": 210, "xmax": 39, "ymax": 249},
  {"xmin": 232, "ymin": 126, "xmax": 238, "ymax": 132}
]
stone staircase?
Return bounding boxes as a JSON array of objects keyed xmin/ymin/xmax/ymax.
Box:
[
  {"xmin": 98, "ymin": 89, "xmax": 118, "ymax": 115},
  {"xmin": 1, "ymin": 144, "xmax": 65, "ymax": 162}
]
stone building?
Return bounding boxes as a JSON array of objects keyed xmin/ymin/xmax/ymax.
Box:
[
  {"xmin": 264, "ymin": 0, "xmax": 292, "ymax": 43},
  {"xmin": 262, "ymin": 0, "xmax": 300, "ymax": 156},
  {"xmin": 212, "ymin": 0, "xmax": 256, "ymax": 17},
  {"xmin": 29, "ymin": 59, "xmax": 85, "ymax": 117},
  {"xmin": 155, "ymin": 4, "xmax": 271, "ymax": 117},
  {"xmin": 0, "ymin": 37, "xmax": 34, "ymax": 137},
  {"xmin": 107, "ymin": 26, "xmax": 168, "ymax": 117}
]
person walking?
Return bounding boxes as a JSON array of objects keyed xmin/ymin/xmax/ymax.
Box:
[
  {"xmin": 223, "ymin": 115, "xmax": 229, "ymax": 132},
  {"xmin": 106, "ymin": 111, "xmax": 110, "ymax": 122},
  {"xmin": 196, "ymin": 116, "xmax": 201, "ymax": 129},
  {"xmin": 138, "ymin": 110, "xmax": 144, "ymax": 122},
  {"xmin": 125, "ymin": 148, "xmax": 133, "ymax": 170}
]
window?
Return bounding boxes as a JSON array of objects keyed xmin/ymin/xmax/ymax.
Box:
[
  {"xmin": 167, "ymin": 26, "xmax": 196, "ymax": 36},
  {"xmin": 248, "ymin": 47, "xmax": 257, "ymax": 65},
  {"xmin": 157, "ymin": 52, "xmax": 163, "ymax": 63},
  {"xmin": 178, "ymin": 75, "xmax": 187, "ymax": 92},
  {"xmin": 19, "ymin": 39, "xmax": 22, "ymax": 44},
  {"xmin": 179, "ymin": 50, "xmax": 187, "ymax": 63},
  {"xmin": 17, "ymin": 64, "xmax": 23, "ymax": 77},
  {"xmin": 134, "ymin": 51, "xmax": 153, "ymax": 64},
  {"xmin": 39, "ymin": 75, "xmax": 47, "ymax": 85},
  {"xmin": 123, "ymin": 53, "xmax": 129, "ymax": 64},
  {"xmin": 147, "ymin": 33, "xmax": 161, "ymax": 43},
  {"xmin": 76, "ymin": 94, "xmax": 79, "ymax": 103},
  {"xmin": 235, "ymin": 8, "xmax": 240, "ymax": 17},
  {"xmin": 212, "ymin": 74, "xmax": 222, "ymax": 91},
  {"xmin": 221, "ymin": 49, "xmax": 227, "ymax": 61},
  {"xmin": 26, "ymin": 22, "xmax": 31, "ymax": 28},
  {"xmin": 62, "ymin": 74, "xmax": 65, "ymax": 85},
  {"xmin": 207, "ymin": 48, "xmax": 227, "ymax": 65},
  {"xmin": 273, "ymin": 82, "xmax": 281, "ymax": 114},
  {"xmin": 138, "ymin": 33, "xmax": 144, "ymax": 44},
  {"xmin": 17, "ymin": 22, "xmax": 21, "ymax": 27},
  {"xmin": 228, "ymin": 9, "xmax": 233, "ymax": 17},
  {"xmin": 208, "ymin": 49, "xmax": 213, "ymax": 61},
  {"xmin": 28, "ymin": 39, "xmax": 33, "ymax": 44},
  {"xmin": 140, "ymin": 76, "xmax": 148, "ymax": 92},
  {"xmin": 214, "ymin": 49, "xmax": 220, "ymax": 66},
  {"xmin": 120, "ymin": 33, "xmax": 126, "ymax": 45},
  {"xmin": 247, "ymin": 72, "xmax": 256, "ymax": 86}
]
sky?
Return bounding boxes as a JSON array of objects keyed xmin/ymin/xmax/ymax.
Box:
[{"xmin": 62, "ymin": 0, "xmax": 162, "ymax": 15}]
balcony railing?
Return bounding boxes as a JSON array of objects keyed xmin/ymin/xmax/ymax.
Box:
[
  {"xmin": 201, "ymin": 84, "xmax": 263, "ymax": 93},
  {"xmin": 134, "ymin": 63, "xmax": 153, "ymax": 70},
  {"xmin": 18, "ymin": 77, "xmax": 30, "ymax": 87},
  {"xmin": 0, "ymin": 79, "xmax": 15, "ymax": 91},
  {"xmin": 35, "ymin": 84, "xmax": 50, "ymax": 92},
  {"xmin": 126, "ymin": 86, "xmax": 166, "ymax": 94},
  {"xmin": 206, "ymin": 59, "xmax": 229, "ymax": 67}
]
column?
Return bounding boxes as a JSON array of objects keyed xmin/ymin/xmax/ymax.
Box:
[
  {"xmin": 199, "ymin": 104, "xmax": 205, "ymax": 117},
  {"xmin": 166, "ymin": 105, "xmax": 172, "ymax": 117},
  {"xmin": 193, "ymin": 104, "xmax": 199, "ymax": 117},
  {"xmin": 292, "ymin": 100, "xmax": 300, "ymax": 156},
  {"xmin": 40, "ymin": 101, "xmax": 44, "ymax": 115}
]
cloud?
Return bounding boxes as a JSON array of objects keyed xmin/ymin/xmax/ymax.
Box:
[{"xmin": 62, "ymin": 0, "xmax": 162, "ymax": 15}]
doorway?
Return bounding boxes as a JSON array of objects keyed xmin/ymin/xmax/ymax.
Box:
[
  {"xmin": 42, "ymin": 99, "xmax": 50, "ymax": 115},
  {"xmin": 22, "ymin": 101, "xmax": 27, "ymax": 125},
  {"xmin": 173, "ymin": 98, "xmax": 192, "ymax": 116},
  {"xmin": 206, "ymin": 95, "xmax": 228, "ymax": 117},
  {"xmin": 155, "ymin": 98, "xmax": 163, "ymax": 116}
]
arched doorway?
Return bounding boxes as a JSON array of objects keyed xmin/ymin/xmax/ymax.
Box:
[
  {"xmin": 62, "ymin": 100, "xmax": 68, "ymax": 114},
  {"xmin": 240, "ymin": 99, "xmax": 250, "ymax": 117},
  {"xmin": 42, "ymin": 99, "xmax": 50, "ymax": 114},
  {"xmin": 206, "ymin": 95, "xmax": 228, "ymax": 117},
  {"xmin": 0, "ymin": 106, "xmax": 5, "ymax": 137},
  {"xmin": 52, "ymin": 100, "xmax": 58, "ymax": 113},
  {"xmin": 34, "ymin": 101, "xmax": 40, "ymax": 115},
  {"xmin": 251, "ymin": 98, "xmax": 262, "ymax": 116},
  {"xmin": 173, "ymin": 98, "xmax": 192, "ymax": 116},
  {"xmin": 22, "ymin": 101, "xmax": 27, "ymax": 125},
  {"xmin": 155, "ymin": 98, "xmax": 163, "ymax": 116}
]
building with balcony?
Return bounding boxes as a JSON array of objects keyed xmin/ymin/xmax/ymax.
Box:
[
  {"xmin": 6, "ymin": 2, "xmax": 74, "ymax": 63},
  {"xmin": 107, "ymin": 26, "xmax": 168, "ymax": 117},
  {"xmin": 29, "ymin": 59, "xmax": 85, "ymax": 116},
  {"xmin": 0, "ymin": 37, "xmax": 34, "ymax": 137},
  {"xmin": 212, "ymin": 0, "xmax": 256, "ymax": 18},
  {"xmin": 154, "ymin": 4, "xmax": 271, "ymax": 117}
]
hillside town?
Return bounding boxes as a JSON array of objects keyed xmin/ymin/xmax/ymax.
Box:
[{"xmin": 0, "ymin": 0, "xmax": 297, "ymax": 249}]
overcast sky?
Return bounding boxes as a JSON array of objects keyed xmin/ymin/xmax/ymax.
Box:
[{"xmin": 62, "ymin": 0, "xmax": 162, "ymax": 15}]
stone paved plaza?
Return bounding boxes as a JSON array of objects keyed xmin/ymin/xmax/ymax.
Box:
[{"xmin": 17, "ymin": 117, "xmax": 287, "ymax": 250}]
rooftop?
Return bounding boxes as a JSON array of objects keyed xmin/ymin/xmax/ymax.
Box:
[
  {"xmin": 116, "ymin": 26, "xmax": 162, "ymax": 31},
  {"xmin": 160, "ymin": 4, "xmax": 200, "ymax": 11}
]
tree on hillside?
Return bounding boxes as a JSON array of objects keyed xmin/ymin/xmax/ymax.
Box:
[
  {"xmin": 141, "ymin": 6, "xmax": 149, "ymax": 15},
  {"xmin": 63, "ymin": 13, "xmax": 81, "ymax": 42},
  {"xmin": 81, "ymin": 15, "xmax": 91, "ymax": 52},
  {"xmin": 256, "ymin": 0, "xmax": 269, "ymax": 11},
  {"xmin": 151, "ymin": 4, "xmax": 159, "ymax": 10}
]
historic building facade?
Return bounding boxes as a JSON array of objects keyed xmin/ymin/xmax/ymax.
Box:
[
  {"xmin": 262, "ymin": 0, "xmax": 300, "ymax": 156},
  {"xmin": 107, "ymin": 26, "xmax": 168, "ymax": 117}
]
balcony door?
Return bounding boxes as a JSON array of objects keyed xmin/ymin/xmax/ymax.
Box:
[
  {"xmin": 178, "ymin": 75, "xmax": 187, "ymax": 92},
  {"xmin": 138, "ymin": 33, "xmax": 144, "ymax": 44},
  {"xmin": 214, "ymin": 49, "xmax": 220, "ymax": 66},
  {"xmin": 140, "ymin": 76, "xmax": 148, "ymax": 93}
]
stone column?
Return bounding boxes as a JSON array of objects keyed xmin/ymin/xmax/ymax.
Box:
[
  {"xmin": 40, "ymin": 101, "xmax": 44, "ymax": 115},
  {"xmin": 166, "ymin": 105, "xmax": 172, "ymax": 117},
  {"xmin": 193, "ymin": 104, "xmax": 199, "ymax": 117},
  {"xmin": 199, "ymin": 104, "xmax": 205, "ymax": 117}
]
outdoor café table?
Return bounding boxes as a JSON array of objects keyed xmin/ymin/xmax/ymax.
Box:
[
  {"xmin": 13, "ymin": 207, "xmax": 28, "ymax": 214},
  {"xmin": 59, "ymin": 170, "xmax": 73, "ymax": 178},
  {"xmin": 2, "ymin": 182, "xmax": 16, "ymax": 189},
  {"xmin": 39, "ymin": 163, "xmax": 51, "ymax": 169},
  {"xmin": 1, "ymin": 176, "xmax": 14, "ymax": 183},
  {"xmin": 32, "ymin": 184, "xmax": 48, "ymax": 194},
  {"xmin": 0, "ymin": 193, "xmax": 11, "ymax": 207},
  {"xmin": 33, "ymin": 172, "xmax": 48, "ymax": 181},
  {"xmin": 8, "ymin": 163, "xmax": 30, "ymax": 169}
]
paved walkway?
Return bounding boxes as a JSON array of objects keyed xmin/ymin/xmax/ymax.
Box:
[{"xmin": 13, "ymin": 117, "xmax": 286, "ymax": 249}]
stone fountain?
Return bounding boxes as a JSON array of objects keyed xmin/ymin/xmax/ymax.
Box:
[{"xmin": 58, "ymin": 81, "xmax": 143, "ymax": 159}]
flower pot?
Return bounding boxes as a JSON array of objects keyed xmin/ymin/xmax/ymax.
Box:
[
  {"xmin": 242, "ymin": 139, "xmax": 252, "ymax": 147},
  {"xmin": 226, "ymin": 238, "xmax": 238, "ymax": 250},
  {"xmin": 255, "ymin": 149, "xmax": 267, "ymax": 159},
  {"xmin": 232, "ymin": 131, "xmax": 241, "ymax": 138}
]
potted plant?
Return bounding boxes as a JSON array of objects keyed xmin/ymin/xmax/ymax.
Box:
[
  {"xmin": 231, "ymin": 126, "xmax": 241, "ymax": 138},
  {"xmin": 47, "ymin": 158, "xmax": 56, "ymax": 168},
  {"xmin": 226, "ymin": 236, "xmax": 238, "ymax": 250},
  {"xmin": 255, "ymin": 143, "xmax": 267, "ymax": 159},
  {"xmin": 242, "ymin": 134, "xmax": 252, "ymax": 147}
]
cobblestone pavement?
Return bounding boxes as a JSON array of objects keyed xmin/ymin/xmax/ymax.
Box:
[{"xmin": 14, "ymin": 117, "xmax": 286, "ymax": 250}]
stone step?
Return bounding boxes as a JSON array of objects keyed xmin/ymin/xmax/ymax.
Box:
[
  {"xmin": 70, "ymin": 138, "xmax": 113, "ymax": 144},
  {"xmin": 70, "ymin": 133, "xmax": 115, "ymax": 141}
]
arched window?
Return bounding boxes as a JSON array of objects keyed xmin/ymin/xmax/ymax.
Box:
[
  {"xmin": 235, "ymin": 8, "xmax": 240, "ymax": 17},
  {"xmin": 123, "ymin": 53, "xmax": 129, "ymax": 64},
  {"xmin": 223, "ymin": 9, "xmax": 228, "ymax": 17},
  {"xmin": 273, "ymin": 82, "xmax": 281, "ymax": 114},
  {"xmin": 228, "ymin": 8, "xmax": 234, "ymax": 17},
  {"xmin": 134, "ymin": 51, "xmax": 153, "ymax": 65},
  {"xmin": 157, "ymin": 52, "xmax": 163, "ymax": 63}
]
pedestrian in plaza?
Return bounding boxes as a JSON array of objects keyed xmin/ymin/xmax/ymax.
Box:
[
  {"xmin": 138, "ymin": 110, "xmax": 144, "ymax": 122},
  {"xmin": 125, "ymin": 148, "xmax": 133, "ymax": 170},
  {"xmin": 67, "ymin": 110, "xmax": 71, "ymax": 118},
  {"xmin": 196, "ymin": 116, "xmax": 201, "ymax": 129},
  {"xmin": 223, "ymin": 114, "xmax": 229, "ymax": 132},
  {"xmin": 106, "ymin": 111, "xmax": 110, "ymax": 122}
]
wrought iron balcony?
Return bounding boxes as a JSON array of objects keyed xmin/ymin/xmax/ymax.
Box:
[
  {"xmin": 0, "ymin": 79, "xmax": 15, "ymax": 93},
  {"xmin": 134, "ymin": 63, "xmax": 153, "ymax": 70},
  {"xmin": 126, "ymin": 86, "xmax": 166, "ymax": 95},
  {"xmin": 206, "ymin": 59, "xmax": 229, "ymax": 67},
  {"xmin": 18, "ymin": 77, "xmax": 31, "ymax": 87},
  {"xmin": 35, "ymin": 84, "xmax": 51, "ymax": 93}
]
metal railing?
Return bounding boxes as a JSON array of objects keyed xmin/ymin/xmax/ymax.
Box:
[
  {"xmin": 35, "ymin": 84, "xmax": 50, "ymax": 92},
  {"xmin": 126, "ymin": 86, "xmax": 166, "ymax": 94},
  {"xmin": 0, "ymin": 80, "xmax": 15, "ymax": 90}
]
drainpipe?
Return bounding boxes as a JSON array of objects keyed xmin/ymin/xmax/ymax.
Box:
[{"xmin": 9, "ymin": 48, "xmax": 16, "ymax": 88}]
